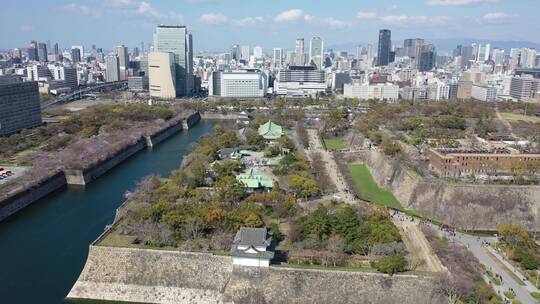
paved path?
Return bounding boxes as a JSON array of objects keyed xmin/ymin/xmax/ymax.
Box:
[
  {"xmin": 306, "ymin": 129, "xmax": 357, "ymax": 203},
  {"xmin": 446, "ymin": 231, "xmax": 537, "ymax": 303}
]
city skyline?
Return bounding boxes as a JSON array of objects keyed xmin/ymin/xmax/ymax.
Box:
[{"xmin": 1, "ymin": 0, "xmax": 540, "ymax": 52}]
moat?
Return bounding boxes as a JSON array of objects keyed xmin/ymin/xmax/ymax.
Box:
[{"xmin": 0, "ymin": 120, "xmax": 215, "ymax": 304}]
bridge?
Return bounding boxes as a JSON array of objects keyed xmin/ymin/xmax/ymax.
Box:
[{"xmin": 41, "ymin": 81, "xmax": 128, "ymax": 109}]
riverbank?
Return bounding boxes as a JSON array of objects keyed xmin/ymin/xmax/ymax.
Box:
[
  {"xmin": 0, "ymin": 119, "xmax": 216, "ymax": 304},
  {"xmin": 0, "ymin": 112, "xmax": 201, "ymax": 222}
]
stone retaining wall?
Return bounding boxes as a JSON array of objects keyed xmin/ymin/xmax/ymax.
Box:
[
  {"xmin": 67, "ymin": 245, "xmax": 443, "ymax": 304},
  {"xmin": 0, "ymin": 172, "xmax": 66, "ymax": 222},
  {"xmin": 64, "ymin": 140, "xmax": 146, "ymax": 185},
  {"xmin": 183, "ymin": 112, "xmax": 202, "ymax": 130},
  {"xmin": 145, "ymin": 122, "xmax": 183, "ymax": 147},
  {"xmin": 340, "ymin": 150, "xmax": 540, "ymax": 231}
]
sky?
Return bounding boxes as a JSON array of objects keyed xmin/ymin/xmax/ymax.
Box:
[{"xmin": 1, "ymin": 0, "xmax": 539, "ymax": 53}]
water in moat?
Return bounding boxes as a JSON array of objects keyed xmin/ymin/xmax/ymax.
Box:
[{"xmin": 0, "ymin": 120, "xmax": 216, "ymax": 304}]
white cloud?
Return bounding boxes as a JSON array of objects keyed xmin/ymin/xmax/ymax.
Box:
[
  {"xmin": 275, "ymin": 9, "xmax": 304, "ymax": 22},
  {"xmin": 303, "ymin": 14, "xmax": 314, "ymax": 22},
  {"xmin": 137, "ymin": 2, "xmax": 159, "ymax": 17},
  {"xmin": 102, "ymin": 0, "xmax": 133, "ymax": 7},
  {"xmin": 200, "ymin": 13, "xmax": 228, "ymax": 24},
  {"xmin": 357, "ymin": 11, "xmax": 377, "ymax": 19},
  {"xmin": 232, "ymin": 16, "xmax": 265, "ymax": 27},
  {"xmin": 480, "ymin": 12, "xmax": 518, "ymax": 24},
  {"xmin": 381, "ymin": 15, "xmax": 449, "ymax": 26},
  {"xmin": 426, "ymin": 0, "xmax": 496, "ymax": 6},
  {"xmin": 320, "ymin": 17, "xmax": 352, "ymax": 29},
  {"xmin": 63, "ymin": 3, "xmax": 92, "ymax": 14},
  {"xmin": 137, "ymin": 2, "xmax": 183, "ymax": 23}
]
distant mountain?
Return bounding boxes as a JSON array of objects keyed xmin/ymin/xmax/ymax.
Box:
[{"xmin": 328, "ymin": 38, "xmax": 540, "ymax": 54}]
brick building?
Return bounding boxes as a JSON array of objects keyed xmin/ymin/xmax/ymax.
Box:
[{"xmin": 428, "ymin": 147, "xmax": 540, "ymax": 178}]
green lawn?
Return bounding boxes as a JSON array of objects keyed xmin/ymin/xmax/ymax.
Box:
[
  {"xmin": 324, "ymin": 138, "xmax": 346, "ymax": 150},
  {"xmin": 499, "ymin": 112, "xmax": 540, "ymax": 124},
  {"xmin": 347, "ymin": 164, "xmax": 403, "ymax": 210}
]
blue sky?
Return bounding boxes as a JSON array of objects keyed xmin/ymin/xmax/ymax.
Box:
[{"xmin": 1, "ymin": 0, "xmax": 538, "ymax": 52}]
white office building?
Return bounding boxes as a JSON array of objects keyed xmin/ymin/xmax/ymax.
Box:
[
  {"xmin": 209, "ymin": 70, "xmax": 267, "ymax": 98},
  {"xmin": 471, "ymin": 84, "xmax": 498, "ymax": 102},
  {"xmin": 343, "ymin": 83, "xmax": 399, "ymax": 101},
  {"xmin": 274, "ymin": 66, "xmax": 326, "ymax": 98}
]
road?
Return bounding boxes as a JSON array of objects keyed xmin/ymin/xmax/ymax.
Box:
[{"xmin": 440, "ymin": 229, "xmax": 537, "ymax": 303}]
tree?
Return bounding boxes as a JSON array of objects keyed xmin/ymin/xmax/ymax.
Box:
[
  {"xmin": 244, "ymin": 213, "xmax": 263, "ymax": 228},
  {"xmin": 373, "ymin": 254, "xmax": 408, "ymax": 275},
  {"xmin": 245, "ymin": 130, "xmax": 266, "ymax": 150},
  {"xmin": 381, "ymin": 138, "xmax": 401, "ymax": 156},
  {"xmin": 326, "ymin": 234, "xmax": 346, "ymax": 266},
  {"xmin": 215, "ymin": 176, "xmax": 246, "ymax": 204},
  {"xmin": 288, "ymin": 174, "xmax": 321, "ymax": 199}
]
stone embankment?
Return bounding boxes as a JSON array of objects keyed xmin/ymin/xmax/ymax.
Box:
[
  {"xmin": 67, "ymin": 245, "xmax": 443, "ymax": 304},
  {"xmin": 0, "ymin": 112, "xmax": 202, "ymax": 222},
  {"xmin": 338, "ymin": 150, "xmax": 540, "ymax": 231},
  {"xmin": 200, "ymin": 113, "xmax": 238, "ymax": 120}
]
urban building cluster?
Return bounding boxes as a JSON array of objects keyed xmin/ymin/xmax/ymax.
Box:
[{"xmin": 1, "ymin": 26, "xmax": 540, "ymax": 135}]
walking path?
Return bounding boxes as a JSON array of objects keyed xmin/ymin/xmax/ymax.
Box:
[
  {"xmin": 391, "ymin": 215, "xmax": 447, "ymax": 273},
  {"xmin": 306, "ymin": 129, "xmax": 357, "ymax": 203}
]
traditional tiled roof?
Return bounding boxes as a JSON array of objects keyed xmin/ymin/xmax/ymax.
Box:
[
  {"xmin": 230, "ymin": 227, "xmax": 274, "ymax": 259},
  {"xmin": 258, "ymin": 121, "xmax": 283, "ymax": 140},
  {"xmin": 236, "ymin": 168, "xmax": 274, "ymax": 189}
]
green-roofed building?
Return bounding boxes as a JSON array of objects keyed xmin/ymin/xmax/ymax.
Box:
[
  {"xmin": 258, "ymin": 120, "xmax": 284, "ymax": 140},
  {"xmin": 236, "ymin": 168, "xmax": 274, "ymax": 192}
]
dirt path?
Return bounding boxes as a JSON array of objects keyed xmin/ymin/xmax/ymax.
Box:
[
  {"xmin": 392, "ymin": 217, "xmax": 447, "ymax": 273},
  {"xmin": 495, "ymin": 109, "xmax": 515, "ymax": 135},
  {"xmin": 307, "ymin": 129, "xmax": 357, "ymax": 203}
]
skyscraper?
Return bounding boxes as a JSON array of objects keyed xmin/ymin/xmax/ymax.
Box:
[
  {"xmin": 377, "ymin": 29, "xmax": 391, "ymax": 66},
  {"xmin": 116, "ymin": 45, "xmax": 129, "ymax": 81},
  {"xmin": 28, "ymin": 41, "xmax": 38, "ymax": 61},
  {"xmin": 418, "ymin": 44, "xmax": 436, "ymax": 72},
  {"xmin": 241, "ymin": 45, "xmax": 250, "ymax": 61},
  {"xmin": 53, "ymin": 43, "xmax": 59, "ymax": 55},
  {"xmin": 295, "ymin": 38, "xmax": 305, "ymax": 66},
  {"xmin": 0, "ymin": 76, "xmax": 42, "ymax": 136},
  {"xmin": 153, "ymin": 25, "xmax": 193, "ymax": 97},
  {"xmin": 461, "ymin": 46, "xmax": 474, "ymax": 69},
  {"xmin": 309, "ymin": 37, "xmax": 324, "ymax": 70},
  {"xmin": 105, "ymin": 55, "xmax": 120, "ymax": 82},
  {"xmin": 403, "ymin": 38, "xmax": 424, "ymax": 59},
  {"xmin": 148, "ymin": 52, "xmax": 176, "ymax": 99},
  {"xmin": 231, "ymin": 44, "xmax": 240, "ymax": 61},
  {"xmin": 37, "ymin": 43, "xmax": 48, "ymax": 62},
  {"xmin": 273, "ymin": 48, "xmax": 283, "ymax": 69},
  {"xmin": 253, "ymin": 46, "xmax": 263, "ymax": 59},
  {"xmin": 367, "ymin": 44, "xmax": 374, "ymax": 67},
  {"xmin": 71, "ymin": 48, "xmax": 81, "ymax": 64}
]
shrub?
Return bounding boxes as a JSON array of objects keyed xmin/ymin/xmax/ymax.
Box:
[{"xmin": 372, "ymin": 254, "xmax": 408, "ymax": 275}]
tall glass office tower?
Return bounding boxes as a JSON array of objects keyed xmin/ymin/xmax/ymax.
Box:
[
  {"xmin": 153, "ymin": 25, "xmax": 193, "ymax": 97},
  {"xmin": 377, "ymin": 29, "xmax": 391, "ymax": 67},
  {"xmin": 309, "ymin": 37, "xmax": 324, "ymax": 70}
]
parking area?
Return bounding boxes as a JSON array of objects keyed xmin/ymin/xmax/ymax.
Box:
[{"xmin": 0, "ymin": 166, "xmax": 29, "ymax": 185}]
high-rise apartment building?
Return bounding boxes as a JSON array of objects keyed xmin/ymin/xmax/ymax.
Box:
[
  {"xmin": 105, "ymin": 55, "xmax": 120, "ymax": 82},
  {"xmin": 148, "ymin": 52, "xmax": 176, "ymax": 99},
  {"xmin": 377, "ymin": 29, "xmax": 391, "ymax": 66},
  {"xmin": 153, "ymin": 25, "xmax": 193, "ymax": 97},
  {"xmin": 309, "ymin": 37, "xmax": 324, "ymax": 70},
  {"xmin": 510, "ymin": 75, "xmax": 540, "ymax": 100},
  {"xmin": 0, "ymin": 76, "xmax": 42, "ymax": 136},
  {"xmin": 116, "ymin": 45, "xmax": 129, "ymax": 81}
]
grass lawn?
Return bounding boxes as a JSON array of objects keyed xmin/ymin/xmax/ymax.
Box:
[
  {"xmin": 347, "ymin": 164, "xmax": 403, "ymax": 210},
  {"xmin": 324, "ymin": 138, "xmax": 346, "ymax": 150},
  {"xmin": 499, "ymin": 112, "xmax": 540, "ymax": 124}
]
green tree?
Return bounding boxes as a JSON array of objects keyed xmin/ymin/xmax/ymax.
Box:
[
  {"xmin": 373, "ymin": 255, "xmax": 408, "ymax": 275},
  {"xmin": 288, "ymin": 174, "xmax": 321, "ymax": 199},
  {"xmin": 244, "ymin": 213, "xmax": 263, "ymax": 228},
  {"xmin": 215, "ymin": 176, "xmax": 246, "ymax": 204}
]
